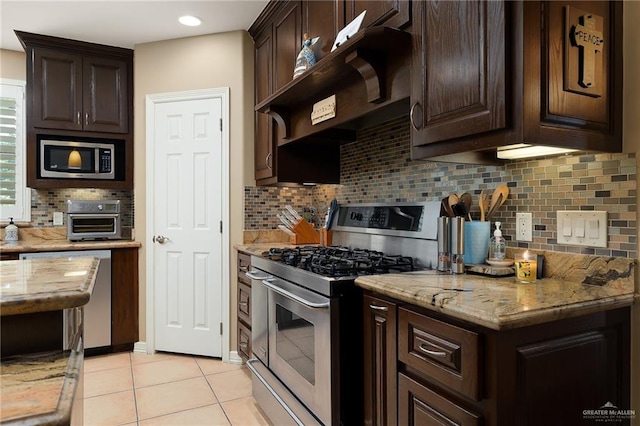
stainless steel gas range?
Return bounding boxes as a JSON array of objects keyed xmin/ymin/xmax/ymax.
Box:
[{"xmin": 245, "ymin": 202, "xmax": 440, "ymax": 425}]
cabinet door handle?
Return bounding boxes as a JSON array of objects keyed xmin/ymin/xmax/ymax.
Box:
[
  {"xmin": 77, "ymin": 111, "xmax": 81, "ymax": 125},
  {"xmin": 239, "ymin": 302, "xmax": 248, "ymax": 307},
  {"xmin": 265, "ymin": 152, "xmax": 272, "ymax": 170},
  {"xmin": 410, "ymin": 102, "xmax": 422, "ymax": 131},
  {"xmin": 85, "ymin": 112, "xmax": 89, "ymax": 126},
  {"xmin": 369, "ymin": 304, "xmax": 388, "ymax": 312},
  {"xmin": 418, "ymin": 343, "xmax": 447, "ymax": 357}
]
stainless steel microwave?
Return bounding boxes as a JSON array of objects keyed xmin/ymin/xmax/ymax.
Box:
[{"xmin": 40, "ymin": 139, "xmax": 115, "ymax": 179}]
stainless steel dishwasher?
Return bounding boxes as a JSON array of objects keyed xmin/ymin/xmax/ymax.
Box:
[{"xmin": 19, "ymin": 250, "xmax": 112, "ymax": 350}]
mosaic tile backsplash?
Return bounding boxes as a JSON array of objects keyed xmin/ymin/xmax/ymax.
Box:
[
  {"xmin": 245, "ymin": 115, "xmax": 637, "ymax": 259},
  {"xmin": 30, "ymin": 189, "xmax": 134, "ymax": 228}
]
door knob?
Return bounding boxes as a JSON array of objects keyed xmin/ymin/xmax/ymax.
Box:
[{"xmin": 153, "ymin": 235, "xmax": 169, "ymax": 244}]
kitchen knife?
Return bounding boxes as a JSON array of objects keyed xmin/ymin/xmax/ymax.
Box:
[
  {"xmin": 285, "ymin": 205, "xmax": 302, "ymax": 221},
  {"xmin": 277, "ymin": 213, "xmax": 294, "ymax": 229},
  {"xmin": 282, "ymin": 209, "xmax": 299, "ymax": 225},
  {"xmin": 278, "ymin": 224, "xmax": 296, "ymax": 236}
]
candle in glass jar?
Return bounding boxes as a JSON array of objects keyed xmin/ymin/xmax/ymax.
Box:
[{"xmin": 515, "ymin": 251, "xmax": 537, "ymax": 283}]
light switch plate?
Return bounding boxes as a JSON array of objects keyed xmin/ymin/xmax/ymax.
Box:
[{"xmin": 556, "ymin": 210, "xmax": 607, "ymax": 248}]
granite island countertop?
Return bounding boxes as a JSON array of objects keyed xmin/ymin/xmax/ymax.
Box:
[
  {"xmin": 356, "ymin": 257, "xmax": 635, "ymax": 330},
  {"xmin": 1, "ymin": 257, "xmax": 99, "ymax": 316},
  {"xmin": 1, "ymin": 257, "xmax": 96, "ymax": 425},
  {"xmin": 1, "ymin": 349, "xmax": 83, "ymax": 425}
]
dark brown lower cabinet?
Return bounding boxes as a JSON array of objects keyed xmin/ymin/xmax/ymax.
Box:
[
  {"xmin": 111, "ymin": 248, "xmax": 139, "ymax": 350},
  {"xmin": 363, "ymin": 294, "xmax": 397, "ymax": 426},
  {"xmin": 363, "ymin": 290, "xmax": 631, "ymax": 426},
  {"xmin": 398, "ymin": 373, "xmax": 482, "ymax": 426},
  {"xmin": 236, "ymin": 252, "xmax": 252, "ymax": 361}
]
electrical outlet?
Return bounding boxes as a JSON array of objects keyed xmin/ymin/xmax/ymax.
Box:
[
  {"xmin": 516, "ymin": 212, "xmax": 533, "ymax": 242},
  {"xmin": 53, "ymin": 211, "xmax": 63, "ymax": 226}
]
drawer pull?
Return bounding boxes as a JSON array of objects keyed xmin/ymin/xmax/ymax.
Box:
[
  {"xmin": 239, "ymin": 302, "xmax": 248, "ymax": 307},
  {"xmin": 419, "ymin": 343, "xmax": 447, "ymax": 357},
  {"xmin": 369, "ymin": 304, "xmax": 388, "ymax": 312},
  {"xmin": 239, "ymin": 266, "xmax": 248, "ymax": 272},
  {"xmin": 239, "ymin": 342, "xmax": 248, "ymax": 349}
]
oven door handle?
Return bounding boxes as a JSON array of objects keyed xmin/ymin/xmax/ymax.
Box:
[
  {"xmin": 246, "ymin": 270, "xmax": 271, "ymax": 280},
  {"xmin": 262, "ymin": 279, "xmax": 330, "ymax": 309}
]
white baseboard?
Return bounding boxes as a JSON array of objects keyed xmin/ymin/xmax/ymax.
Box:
[
  {"xmin": 228, "ymin": 351, "xmax": 244, "ymax": 365},
  {"xmin": 133, "ymin": 341, "xmax": 148, "ymax": 354}
]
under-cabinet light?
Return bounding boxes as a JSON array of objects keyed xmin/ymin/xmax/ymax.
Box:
[{"xmin": 496, "ymin": 144, "xmax": 578, "ymax": 160}]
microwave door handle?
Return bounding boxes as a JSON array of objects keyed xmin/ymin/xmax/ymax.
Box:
[{"xmin": 261, "ymin": 279, "xmax": 330, "ymax": 309}]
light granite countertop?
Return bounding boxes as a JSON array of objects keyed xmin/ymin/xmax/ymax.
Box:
[
  {"xmin": 236, "ymin": 241, "xmax": 635, "ymax": 331},
  {"xmin": 356, "ymin": 262, "xmax": 635, "ymax": 330},
  {"xmin": 0, "ymin": 227, "xmax": 141, "ymax": 254},
  {"xmin": 1, "ymin": 348, "xmax": 83, "ymax": 425},
  {"xmin": 0, "ymin": 257, "xmax": 99, "ymax": 316}
]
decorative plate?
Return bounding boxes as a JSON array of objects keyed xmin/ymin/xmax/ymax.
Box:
[{"xmin": 486, "ymin": 258, "xmax": 514, "ymax": 267}]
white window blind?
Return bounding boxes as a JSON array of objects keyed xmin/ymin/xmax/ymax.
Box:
[{"xmin": 0, "ymin": 80, "xmax": 30, "ymax": 223}]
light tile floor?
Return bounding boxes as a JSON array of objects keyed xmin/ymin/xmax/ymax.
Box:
[{"xmin": 83, "ymin": 351, "xmax": 271, "ymax": 425}]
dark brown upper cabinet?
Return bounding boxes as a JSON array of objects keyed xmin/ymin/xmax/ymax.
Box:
[
  {"xmin": 31, "ymin": 49, "xmax": 129, "ymax": 134},
  {"xmin": 16, "ymin": 31, "xmax": 134, "ymax": 189},
  {"xmin": 345, "ymin": 0, "xmax": 411, "ymax": 29},
  {"xmin": 410, "ymin": 0, "xmax": 623, "ymax": 163},
  {"xmin": 250, "ymin": 1, "xmax": 344, "ymax": 186},
  {"xmin": 250, "ymin": 0, "xmax": 412, "ymax": 185}
]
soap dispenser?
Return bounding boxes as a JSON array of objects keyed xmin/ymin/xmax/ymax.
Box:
[
  {"xmin": 4, "ymin": 217, "xmax": 18, "ymax": 242},
  {"xmin": 489, "ymin": 221, "xmax": 505, "ymax": 260}
]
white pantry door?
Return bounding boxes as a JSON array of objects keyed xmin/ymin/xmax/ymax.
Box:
[{"xmin": 152, "ymin": 96, "xmax": 223, "ymax": 357}]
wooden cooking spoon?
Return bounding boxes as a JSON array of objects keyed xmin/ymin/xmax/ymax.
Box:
[
  {"xmin": 448, "ymin": 193, "xmax": 459, "ymax": 213},
  {"xmin": 479, "ymin": 190, "xmax": 489, "ymax": 221},
  {"xmin": 460, "ymin": 192, "xmax": 472, "ymax": 221},
  {"xmin": 487, "ymin": 185, "xmax": 509, "ymax": 220}
]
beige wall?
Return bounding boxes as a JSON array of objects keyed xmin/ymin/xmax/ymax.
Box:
[
  {"xmin": 0, "ymin": 48, "xmax": 25, "ymax": 80},
  {"xmin": 133, "ymin": 31, "xmax": 255, "ymax": 348},
  {"xmin": 623, "ymin": 1, "xmax": 640, "ymax": 421}
]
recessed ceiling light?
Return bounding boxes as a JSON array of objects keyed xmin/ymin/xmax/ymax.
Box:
[{"xmin": 179, "ymin": 15, "xmax": 202, "ymax": 27}]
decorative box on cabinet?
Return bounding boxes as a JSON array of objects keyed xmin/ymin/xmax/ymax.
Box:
[
  {"xmin": 410, "ymin": 0, "xmax": 623, "ymax": 163},
  {"xmin": 345, "ymin": 0, "xmax": 411, "ymax": 30},
  {"xmin": 237, "ymin": 252, "xmax": 252, "ymax": 361},
  {"xmin": 15, "ymin": 31, "xmax": 134, "ymax": 189}
]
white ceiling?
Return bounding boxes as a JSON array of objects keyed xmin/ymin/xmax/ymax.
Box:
[{"xmin": 0, "ymin": 0, "xmax": 269, "ymax": 52}]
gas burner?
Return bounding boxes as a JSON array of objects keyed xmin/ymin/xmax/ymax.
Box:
[{"xmin": 264, "ymin": 245, "xmax": 414, "ymax": 278}]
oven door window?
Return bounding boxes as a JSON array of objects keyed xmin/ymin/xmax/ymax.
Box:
[
  {"xmin": 275, "ymin": 304, "xmax": 315, "ymax": 384},
  {"xmin": 69, "ymin": 215, "xmax": 116, "ymax": 234},
  {"xmin": 267, "ymin": 282, "xmax": 333, "ymax": 425}
]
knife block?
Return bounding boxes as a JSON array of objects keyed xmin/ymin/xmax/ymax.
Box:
[{"xmin": 289, "ymin": 218, "xmax": 321, "ymax": 244}]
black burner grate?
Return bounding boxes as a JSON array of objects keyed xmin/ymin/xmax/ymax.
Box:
[{"xmin": 263, "ymin": 246, "xmax": 414, "ymax": 277}]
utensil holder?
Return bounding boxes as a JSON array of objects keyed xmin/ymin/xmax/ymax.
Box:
[{"xmin": 463, "ymin": 221, "xmax": 490, "ymax": 265}]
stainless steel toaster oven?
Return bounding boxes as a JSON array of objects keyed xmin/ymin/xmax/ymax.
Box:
[{"xmin": 67, "ymin": 199, "xmax": 121, "ymax": 241}]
